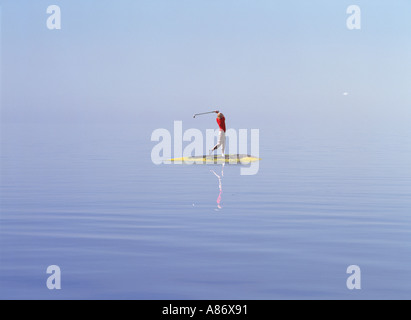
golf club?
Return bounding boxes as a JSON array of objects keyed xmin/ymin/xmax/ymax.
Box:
[{"xmin": 193, "ymin": 111, "xmax": 218, "ymax": 118}]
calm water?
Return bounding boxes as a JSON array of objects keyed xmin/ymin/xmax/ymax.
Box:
[{"xmin": 1, "ymin": 123, "xmax": 410, "ymax": 299}]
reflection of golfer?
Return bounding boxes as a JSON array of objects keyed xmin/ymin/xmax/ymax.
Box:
[
  {"xmin": 209, "ymin": 111, "xmax": 226, "ymax": 158},
  {"xmin": 211, "ymin": 164, "xmax": 224, "ymax": 209}
]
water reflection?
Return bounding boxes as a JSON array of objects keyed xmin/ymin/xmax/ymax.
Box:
[{"xmin": 210, "ymin": 164, "xmax": 224, "ymax": 210}]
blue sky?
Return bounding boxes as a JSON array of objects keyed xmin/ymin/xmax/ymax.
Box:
[{"xmin": 0, "ymin": 0, "xmax": 410, "ymax": 130}]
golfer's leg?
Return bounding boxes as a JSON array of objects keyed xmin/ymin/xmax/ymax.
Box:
[
  {"xmin": 213, "ymin": 131, "xmax": 223, "ymax": 151},
  {"xmin": 221, "ymin": 131, "xmax": 226, "ymax": 157}
]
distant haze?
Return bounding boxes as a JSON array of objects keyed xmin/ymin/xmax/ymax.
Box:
[{"xmin": 1, "ymin": 1, "xmax": 410, "ymax": 132}]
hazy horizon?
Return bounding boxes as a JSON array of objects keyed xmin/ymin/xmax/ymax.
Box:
[{"xmin": 1, "ymin": 1, "xmax": 410, "ymax": 131}]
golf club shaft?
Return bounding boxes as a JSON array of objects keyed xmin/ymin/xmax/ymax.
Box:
[{"xmin": 193, "ymin": 111, "xmax": 216, "ymax": 117}]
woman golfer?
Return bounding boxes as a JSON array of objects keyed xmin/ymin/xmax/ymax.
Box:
[{"xmin": 210, "ymin": 111, "xmax": 226, "ymax": 158}]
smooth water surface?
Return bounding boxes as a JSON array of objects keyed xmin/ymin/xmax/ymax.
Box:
[{"xmin": 1, "ymin": 123, "xmax": 410, "ymax": 299}]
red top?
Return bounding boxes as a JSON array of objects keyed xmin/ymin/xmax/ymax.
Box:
[{"xmin": 217, "ymin": 116, "xmax": 226, "ymax": 132}]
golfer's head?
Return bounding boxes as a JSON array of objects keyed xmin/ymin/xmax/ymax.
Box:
[{"xmin": 217, "ymin": 113, "xmax": 224, "ymax": 119}]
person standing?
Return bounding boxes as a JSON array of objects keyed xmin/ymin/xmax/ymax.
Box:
[{"xmin": 210, "ymin": 111, "xmax": 226, "ymax": 158}]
